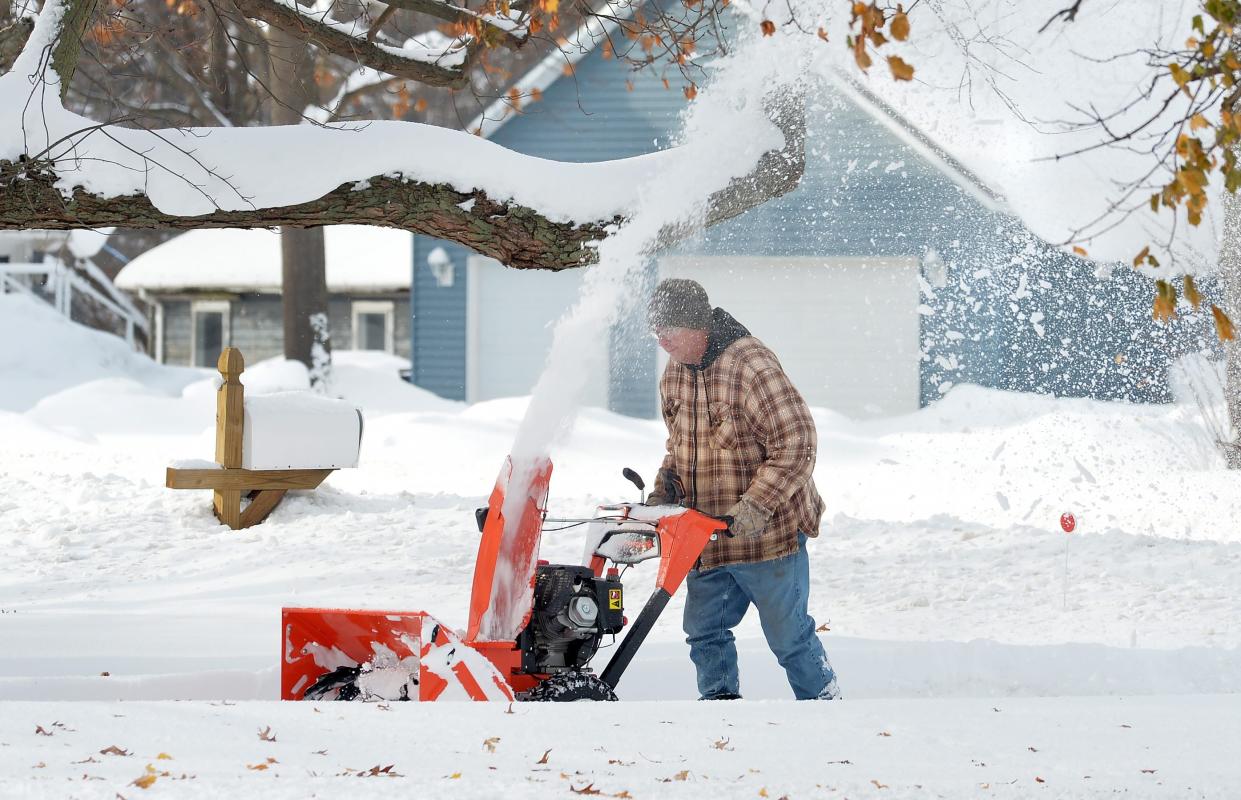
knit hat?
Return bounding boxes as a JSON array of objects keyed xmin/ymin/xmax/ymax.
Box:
[{"xmin": 648, "ymin": 278, "xmax": 713, "ymax": 331}]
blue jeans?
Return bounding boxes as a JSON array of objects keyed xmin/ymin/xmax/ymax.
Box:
[{"xmin": 683, "ymin": 533, "xmax": 839, "ymax": 700}]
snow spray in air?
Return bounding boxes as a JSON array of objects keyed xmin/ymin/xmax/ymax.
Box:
[{"xmin": 475, "ymin": 30, "xmax": 817, "ymax": 641}]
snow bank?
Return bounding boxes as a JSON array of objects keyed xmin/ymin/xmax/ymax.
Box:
[
  {"xmin": 0, "ymin": 295, "xmax": 197, "ymax": 413},
  {"xmin": 3, "ymin": 696, "xmax": 1239, "ymax": 798}
]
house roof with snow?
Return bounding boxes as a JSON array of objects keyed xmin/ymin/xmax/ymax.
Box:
[{"xmin": 115, "ymin": 226, "xmax": 411, "ymax": 293}]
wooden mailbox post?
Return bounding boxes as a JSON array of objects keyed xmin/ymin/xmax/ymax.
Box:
[{"xmin": 166, "ymin": 348, "xmax": 336, "ymax": 530}]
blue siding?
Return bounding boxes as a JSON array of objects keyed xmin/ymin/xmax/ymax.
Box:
[
  {"xmin": 411, "ymin": 236, "xmax": 469, "ymax": 400},
  {"xmin": 487, "ymin": 48, "xmax": 688, "ymax": 161}
]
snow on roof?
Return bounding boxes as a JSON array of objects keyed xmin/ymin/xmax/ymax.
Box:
[{"xmin": 115, "ymin": 227, "xmax": 411, "ymax": 293}]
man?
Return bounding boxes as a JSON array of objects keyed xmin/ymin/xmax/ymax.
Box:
[{"xmin": 645, "ymin": 278, "xmax": 839, "ymax": 701}]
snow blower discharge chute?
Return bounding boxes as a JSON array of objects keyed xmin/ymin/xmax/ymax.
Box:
[{"xmin": 281, "ymin": 459, "xmax": 732, "ymax": 702}]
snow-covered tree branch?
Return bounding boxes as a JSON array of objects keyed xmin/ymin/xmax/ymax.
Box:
[{"xmin": 0, "ymin": 0, "xmax": 806, "ymax": 270}]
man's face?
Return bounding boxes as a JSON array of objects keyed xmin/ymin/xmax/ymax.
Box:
[{"xmin": 654, "ymin": 326, "xmax": 709, "ymax": 365}]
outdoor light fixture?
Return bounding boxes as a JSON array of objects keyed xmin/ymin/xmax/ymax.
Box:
[{"xmin": 426, "ymin": 246, "xmax": 455, "ymax": 288}]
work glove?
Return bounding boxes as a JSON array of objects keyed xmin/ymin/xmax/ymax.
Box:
[
  {"xmin": 724, "ymin": 495, "xmax": 774, "ymax": 539},
  {"xmin": 645, "ymin": 467, "xmax": 686, "ymax": 506}
]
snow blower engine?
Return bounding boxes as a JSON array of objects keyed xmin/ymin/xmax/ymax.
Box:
[{"xmin": 281, "ymin": 458, "xmax": 731, "ymax": 702}]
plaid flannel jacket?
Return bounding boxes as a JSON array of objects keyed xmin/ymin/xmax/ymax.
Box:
[{"xmin": 657, "ymin": 331, "xmax": 824, "ymax": 568}]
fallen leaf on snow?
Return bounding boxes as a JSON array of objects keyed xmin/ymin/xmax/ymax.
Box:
[
  {"xmin": 871, "ymin": 779, "xmax": 888, "ymax": 788},
  {"xmin": 712, "ymin": 737, "xmax": 732, "ymax": 750},
  {"xmin": 537, "ymin": 748, "xmax": 551, "ymax": 764},
  {"xmin": 247, "ymin": 763, "xmax": 269, "ymax": 771},
  {"xmin": 1141, "ymin": 769, "xmax": 1157, "ymax": 774},
  {"xmin": 157, "ymin": 753, "xmax": 173, "ymax": 760},
  {"xmin": 100, "ymin": 745, "xmax": 131, "ymax": 756},
  {"xmin": 570, "ymin": 784, "xmax": 603, "ymax": 795},
  {"xmin": 815, "ymin": 623, "xmax": 830, "ymax": 632},
  {"xmin": 483, "ymin": 736, "xmax": 500, "ymax": 753},
  {"xmin": 877, "ymin": 731, "xmax": 892, "ymax": 737},
  {"xmin": 1035, "ymin": 776, "xmax": 1045, "ymax": 783},
  {"xmin": 257, "ymin": 726, "xmax": 277, "ymax": 742},
  {"xmin": 358, "ymin": 764, "xmax": 401, "ymax": 777},
  {"xmin": 131, "ymin": 774, "xmax": 157, "ymax": 789},
  {"xmin": 34, "ymin": 726, "xmax": 52, "ymax": 736},
  {"xmin": 449, "ymin": 772, "xmax": 462, "ymax": 779}
]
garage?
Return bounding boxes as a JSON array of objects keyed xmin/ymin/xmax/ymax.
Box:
[{"xmin": 657, "ymin": 256, "xmax": 921, "ymax": 418}]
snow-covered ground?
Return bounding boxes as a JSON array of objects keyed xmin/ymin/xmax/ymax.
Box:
[{"xmin": 2, "ymin": 293, "xmax": 1239, "ymax": 797}]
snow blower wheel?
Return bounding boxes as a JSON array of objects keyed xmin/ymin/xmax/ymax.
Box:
[{"xmin": 520, "ymin": 671, "xmax": 619, "ymax": 702}]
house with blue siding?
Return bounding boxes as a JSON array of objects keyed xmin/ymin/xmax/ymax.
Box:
[{"xmin": 411, "ymin": 22, "xmax": 1207, "ymax": 419}]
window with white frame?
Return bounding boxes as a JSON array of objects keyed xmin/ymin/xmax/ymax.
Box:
[
  {"xmin": 191, "ymin": 300, "xmax": 230, "ymax": 367},
  {"xmin": 351, "ymin": 300, "xmax": 394, "ymax": 353}
]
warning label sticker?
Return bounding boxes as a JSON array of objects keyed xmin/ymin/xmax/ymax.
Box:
[{"xmin": 608, "ymin": 588, "xmax": 622, "ymax": 610}]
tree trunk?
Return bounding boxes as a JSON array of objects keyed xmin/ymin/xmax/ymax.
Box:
[
  {"xmin": 1221, "ymin": 165, "xmax": 1241, "ymax": 467},
  {"xmin": 280, "ymin": 226, "xmax": 329, "ymax": 378},
  {"xmin": 266, "ymin": 15, "xmax": 330, "ymax": 385}
]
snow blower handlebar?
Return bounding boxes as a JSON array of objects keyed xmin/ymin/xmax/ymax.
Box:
[{"xmin": 597, "ymin": 503, "xmax": 730, "ymax": 689}]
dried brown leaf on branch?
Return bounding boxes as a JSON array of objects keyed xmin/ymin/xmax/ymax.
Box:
[
  {"xmin": 890, "ymin": 6, "xmax": 910, "ymax": 40},
  {"xmin": 1153, "ymin": 280, "xmax": 1178, "ymax": 322},
  {"xmin": 887, "ymin": 55, "xmax": 914, "ymax": 81},
  {"xmin": 1183, "ymin": 275, "xmax": 1204, "ymax": 308},
  {"xmin": 1213, "ymin": 305, "xmax": 1236, "ymax": 340}
]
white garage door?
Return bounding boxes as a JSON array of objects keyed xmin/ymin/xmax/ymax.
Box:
[
  {"xmin": 467, "ymin": 255, "xmax": 608, "ymax": 406},
  {"xmin": 658, "ymin": 256, "xmax": 920, "ymax": 417}
]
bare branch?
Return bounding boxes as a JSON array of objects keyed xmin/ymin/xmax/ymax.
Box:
[
  {"xmin": 230, "ymin": 0, "xmax": 474, "ymax": 88},
  {"xmin": 1039, "ymin": 1, "xmax": 1086, "ymax": 34},
  {"xmin": 378, "ymin": 0, "xmax": 528, "ymax": 49}
]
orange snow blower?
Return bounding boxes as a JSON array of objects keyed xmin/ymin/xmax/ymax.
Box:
[{"xmin": 281, "ymin": 458, "xmax": 730, "ymax": 702}]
